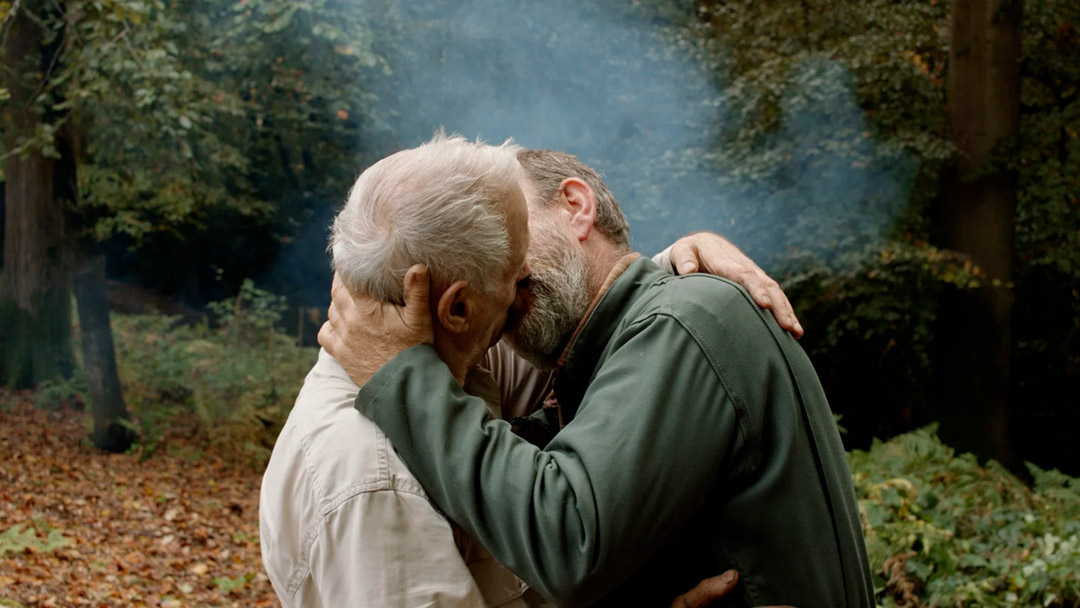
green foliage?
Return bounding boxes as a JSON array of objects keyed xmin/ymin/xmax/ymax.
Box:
[
  {"xmin": 670, "ymin": 0, "xmax": 1080, "ymax": 461},
  {"xmin": 32, "ymin": 372, "xmax": 87, "ymax": 411},
  {"xmin": 1011, "ymin": 0, "xmax": 1080, "ymax": 467},
  {"xmin": 213, "ymin": 572, "xmax": 256, "ymax": 594},
  {"xmin": 69, "ymin": 0, "xmax": 264, "ymax": 242},
  {"xmin": 661, "ymin": 0, "xmax": 953, "ymax": 270},
  {"xmin": 0, "ymin": 522, "xmax": 74, "ymax": 556},
  {"xmin": 206, "ymin": 279, "xmax": 287, "ymax": 347},
  {"xmin": 788, "ymin": 242, "xmax": 982, "ymax": 364},
  {"xmin": 112, "ymin": 282, "xmax": 316, "ymax": 464},
  {"xmin": 1, "ymin": 0, "xmax": 387, "ymax": 252},
  {"xmin": 851, "ymin": 427, "xmax": 1080, "ymax": 607},
  {"xmin": 781, "ymin": 242, "xmax": 982, "ymax": 440},
  {"xmin": 1018, "ymin": 0, "xmax": 1080, "ymax": 282}
]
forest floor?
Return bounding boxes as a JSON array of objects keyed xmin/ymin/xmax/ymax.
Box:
[{"xmin": 0, "ymin": 395, "xmax": 280, "ymax": 607}]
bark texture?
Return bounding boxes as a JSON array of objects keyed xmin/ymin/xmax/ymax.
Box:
[
  {"xmin": 74, "ymin": 251, "xmax": 134, "ymax": 453},
  {"xmin": 935, "ymin": 0, "xmax": 1022, "ymax": 467},
  {"xmin": 51, "ymin": 11, "xmax": 135, "ymax": 452},
  {"xmin": 1, "ymin": 1, "xmax": 75, "ymax": 388}
]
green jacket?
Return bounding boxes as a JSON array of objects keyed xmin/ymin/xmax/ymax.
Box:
[{"xmin": 356, "ymin": 257, "xmax": 874, "ymax": 607}]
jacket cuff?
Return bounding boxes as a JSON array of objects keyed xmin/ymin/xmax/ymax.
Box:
[{"xmin": 354, "ymin": 344, "xmax": 446, "ymax": 417}]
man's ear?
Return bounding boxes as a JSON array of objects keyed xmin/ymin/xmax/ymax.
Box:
[
  {"xmin": 559, "ymin": 178, "xmax": 597, "ymax": 243},
  {"xmin": 436, "ymin": 280, "xmax": 471, "ymax": 334}
]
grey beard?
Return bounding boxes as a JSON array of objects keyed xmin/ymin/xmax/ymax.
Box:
[{"xmin": 505, "ymin": 233, "xmax": 591, "ymax": 370}]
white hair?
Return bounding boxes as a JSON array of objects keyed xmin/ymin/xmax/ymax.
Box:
[{"xmin": 331, "ymin": 132, "xmax": 524, "ymax": 303}]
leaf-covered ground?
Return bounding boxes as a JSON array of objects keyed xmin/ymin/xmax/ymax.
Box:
[{"xmin": 0, "ymin": 397, "xmax": 280, "ymax": 607}]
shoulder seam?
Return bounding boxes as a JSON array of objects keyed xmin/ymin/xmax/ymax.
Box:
[{"xmin": 629, "ymin": 311, "xmax": 757, "ymax": 476}]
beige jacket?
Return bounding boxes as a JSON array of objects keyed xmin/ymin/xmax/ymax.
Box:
[{"xmin": 260, "ymin": 349, "xmax": 539, "ymax": 607}]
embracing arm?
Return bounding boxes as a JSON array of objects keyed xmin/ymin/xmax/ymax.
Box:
[
  {"xmin": 355, "ymin": 315, "xmax": 739, "ymax": 606},
  {"xmin": 487, "ymin": 232, "xmax": 800, "ymax": 421},
  {"xmin": 655, "ymin": 232, "xmax": 802, "ymax": 338}
]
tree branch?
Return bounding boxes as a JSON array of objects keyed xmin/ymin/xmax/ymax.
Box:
[{"xmin": 0, "ymin": 0, "xmax": 23, "ymax": 46}]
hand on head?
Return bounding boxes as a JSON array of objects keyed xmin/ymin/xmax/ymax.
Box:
[{"xmin": 319, "ymin": 265, "xmax": 435, "ymax": 387}]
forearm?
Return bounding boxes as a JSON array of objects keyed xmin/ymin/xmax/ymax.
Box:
[
  {"xmin": 357, "ymin": 346, "xmax": 599, "ymax": 603},
  {"xmin": 357, "ymin": 319, "xmax": 737, "ymax": 605}
]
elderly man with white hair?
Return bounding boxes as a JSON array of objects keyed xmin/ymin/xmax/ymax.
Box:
[
  {"xmin": 260, "ymin": 133, "xmax": 535, "ymax": 607},
  {"xmin": 259, "ymin": 133, "xmax": 802, "ymax": 607}
]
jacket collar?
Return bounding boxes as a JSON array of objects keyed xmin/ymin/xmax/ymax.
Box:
[{"xmin": 554, "ymin": 254, "xmax": 661, "ymax": 422}]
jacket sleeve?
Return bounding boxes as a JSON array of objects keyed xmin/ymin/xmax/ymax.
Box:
[{"xmin": 355, "ymin": 313, "xmax": 741, "ymax": 606}]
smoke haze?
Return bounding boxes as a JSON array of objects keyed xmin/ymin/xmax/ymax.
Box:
[
  {"xmin": 377, "ymin": 1, "xmax": 910, "ymax": 254},
  {"xmin": 270, "ymin": 0, "xmax": 914, "ymax": 306}
]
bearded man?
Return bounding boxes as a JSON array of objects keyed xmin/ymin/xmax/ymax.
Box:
[
  {"xmin": 261, "ymin": 135, "xmax": 803, "ymax": 607},
  {"xmin": 321, "ymin": 149, "xmax": 875, "ymax": 607}
]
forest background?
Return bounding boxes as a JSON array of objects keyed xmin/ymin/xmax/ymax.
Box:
[{"xmin": 1, "ymin": 0, "xmax": 1079, "ymax": 606}]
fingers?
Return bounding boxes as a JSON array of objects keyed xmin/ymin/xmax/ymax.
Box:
[
  {"xmin": 741, "ymin": 270, "xmax": 773, "ymax": 309},
  {"xmin": 742, "ymin": 272, "xmax": 803, "ymax": 340},
  {"xmin": 327, "ymin": 298, "xmax": 340, "ymax": 330},
  {"xmin": 403, "ymin": 264, "xmax": 430, "ymax": 311},
  {"xmin": 324, "ymin": 275, "xmax": 346, "ymax": 354},
  {"xmin": 672, "ymin": 229, "xmax": 806, "ymax": 339},
  {"xmin": 669, "ymin": 570, "xmax": 738, "ymax": 608},
  {"xmin": 670, "ymin": 240, "xmax": 702, "ymax": 275},
  {"xmin": 331, "ymin": 274, "xmax": 355, "ymax": 312},
  {"xmin": 766, "ymin": 283, "xmax": 804, "ymax": 339},
  {"xmin": 747, "ymin": 275, "xmax": 776, "ymax": 311},
  {"xmin": 402, "ymin": 265, "xmax": 435, "ymax": 344},
  {"xmin": 749, "ymin": 274, "xmax": 803, "ymax": 339}
]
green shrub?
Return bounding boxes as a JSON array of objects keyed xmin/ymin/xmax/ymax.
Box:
[
  {"xmin": 112, "ymin": 280, "xmax": 317, "ymax": 464},
  {"xmin": 851, "ymin": 427, "xmax": 1080, "ymax": 607},
  {"xmin": 32, "ymin": 372, "xmax": 88, "ymax": 411}
]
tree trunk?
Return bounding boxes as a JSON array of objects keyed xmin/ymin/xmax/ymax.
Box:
[
  {"xmin": 51, "ymin": 0, "xmax": 135, "ymax": 452},
  {"xmin": 74, "ymin": 251, "xmax": 135, "ymax": 452},
  {"xmin": 0, "ymin": 2, "xmax": 75, "ymax": 388},
  {"xmin": 935, "ymin": 0, "xmax": 1022, "ymax": 467}
]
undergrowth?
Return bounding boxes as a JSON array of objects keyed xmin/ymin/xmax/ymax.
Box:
[
  {"xmin": 110, "ymin": 280, "xmax": 316, "ymax": 466},
  {"xmin": 53, "ymin": 281, "xmax": 1080, "ymax": 605},
  {"xmin": 851, "ymin": 427, "xmax": 1080, "ymax": 607}
]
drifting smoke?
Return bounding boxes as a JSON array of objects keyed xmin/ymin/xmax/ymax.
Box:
[
  {"xmin": 369, "ymin": 0, "xmax": 911, "ymax": 260},
  {"xmin": 270, "ymin": 0, "xmax": 914, "ymax": 307},
  {"xmin": 363, "ymin": 0, "xmax": 726, "ymax": 256}
]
